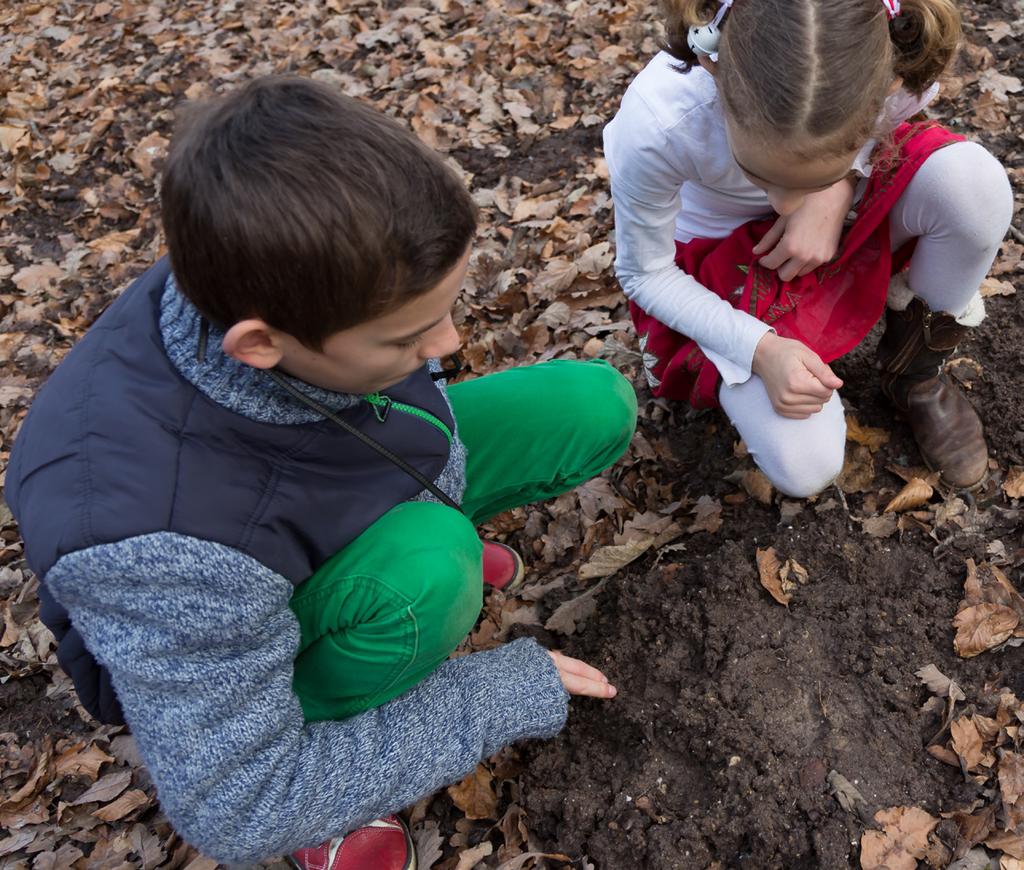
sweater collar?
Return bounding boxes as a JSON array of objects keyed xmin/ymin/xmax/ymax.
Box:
[{"xmin": 159, "ymin": 274, "xmax": 360, "ymax": 424}]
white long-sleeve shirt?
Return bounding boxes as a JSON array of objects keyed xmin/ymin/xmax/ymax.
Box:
[{"xmin": 603, "ymin": 52, "xmax": 937, "ymax": 385}]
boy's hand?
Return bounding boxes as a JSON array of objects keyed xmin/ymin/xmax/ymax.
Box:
[
  {"xmin": 751, "ymin": 332, "xmax": 843, "ymax": 419},
  {"xmin": 548, "ymin": 650, "xmax": 617, "ymax": 699},
  {"xmin": 753, "ymin": 176, "xmax": 856, "ymax": 281}
]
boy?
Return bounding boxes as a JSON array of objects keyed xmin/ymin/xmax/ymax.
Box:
[{"xmin": 7, "ymin": 77, "xmax": 637, "ymax": 868}]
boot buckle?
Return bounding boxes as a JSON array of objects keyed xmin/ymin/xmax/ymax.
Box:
[{"xmin": 922, "ymin": 310, "xmax": 933, "ymax": 347}]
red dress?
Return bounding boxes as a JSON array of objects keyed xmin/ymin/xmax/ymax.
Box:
[{"xmin": 629, "ymin": 121, "xmax": 964, "ymax": 409}]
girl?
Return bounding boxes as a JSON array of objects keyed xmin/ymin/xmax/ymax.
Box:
[{"xmin": 605, "ymin": 0, "xmax": 1013, "ymax": 496}]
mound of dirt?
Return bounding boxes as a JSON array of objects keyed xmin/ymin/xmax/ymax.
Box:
[{"xmin": 520, "ymin": 310, "xmax": 1024, "ymax": 869}]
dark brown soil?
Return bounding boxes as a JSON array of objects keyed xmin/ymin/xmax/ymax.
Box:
[{"xmin": 519, "ymin": 297, "xmax": 1024, "ymax": 868}]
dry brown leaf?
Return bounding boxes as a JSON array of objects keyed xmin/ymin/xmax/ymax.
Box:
[
  {"xmin": 533, "ymin": 258, "xmax": 578, "ymax": 295},
  {"xmin": 87, "ymin": 229, "xmax": 141, "ymax": 254},
  {"xmin": 860, "ymin": 806, "xmax": 939, "ymax": 870},
  {"xmin": 756, "ymin": 547, "xmax": 790, "ymax": 607},
  {"xmin": 0, "ymin": 795, "xmax": 49, "ymax": 829},
  {"xmin": 619, "ymin": 511, "xmax": 681, "ymax": 547},
  {"xmin": 846, "ymin": 415, "xmax": 890, "ymax": 452},
  {"xmin": 412, "ymin": 821, "xmax": 443, "ymax": 869},
  {"xmin": 30, "ymin": 843, "xmax": 85, "ymax": 870},
  {"xmin": 945, "ymin": 804, "xmax": 997, "ymax": 850},
  {"xmin": 1003, "ymin": 467, "xmax": 1024, "ymax": 499},
  {"xmin": 972, "ymin": 714, "xmax": 1000, "ymax": 743},
  {"xmin": 828, "ymin": 770, "xmax": 868, "ymax": 819},
  {"xmin": 544, "ymin": 581, "xmax": 606, "ymax": 636},
  {"xmin": 576, "ymin": 241, "xmax": 613, "ymax": 276},
  {"xmin": 130, "ymin": 132, "xmax": 169, "ymax": 179},
  {"xmin": 963, "ymin": 560, "xmax": 1024, "ymax": 619},
  {"xmin": 0, "ymin": 743, "xmax": 52, "ymax": 813},
  {"xmin": 510, "ymin": 195, "xmax": 559, "ymax": 223},
  {"xmin": 688, "ymin": 495, "xmax": 723, "ymax": 534},
  {"xmin": 1001, "ymin": 856, "xmax": 1024, "ymax": 870},
  {"xmin": 578, "ymin": 536, "xmax": 654, "ymax": 580},
  {"xmin": 861, "ymin": 513, "xmax": 898, "ymax": 538},
  {"xmin": 1000, "ymin": 752, "xmax": 1024, "ymax": 809},
  {"xmin": 447, "ymin": 764, "xmax": 497, "ymax": 820},
  {"xmin": 575, "ymin": 477, "xmax": 625, "ymax": 522},
  {"xmin": 943, "ymin": 848, "xmax": 990, "ymax": 870},
  {"xmin": 953, "ymin": 603, "xmax": 1020, "ymax": 658},
  {"xmin": 497, "ymin": 803, "xmax": 528, "ymax": 856},
  {"xmin": 981, "ymin": 277, "xmax": 1017, "ymax": 297},
  {"xmin": 495, "ymin": 853, "xmax": 574, "ymax": 870},
  {"xmin": 988, "ymin": 830, "xmax": 1024, "ymax": 860},
  {"xmin": 780, "ymin": 558, "xmax": 809, "ymax": 587},
  {"xmin": 91, "ymin": 789, "xmax": 151, "ymax": 822},
  {"xmin": 12, "ymin": 262, "xmax": 65, "ymax": 294},
  {"xmin": 926, "ymin": 743, "xmax": 961, "ymax": 768},
  {"xmin": 0, "ymin": 125, "xmax": 30, "ymax": 153},
  {"xmin": 54, "ymin": 742, "xmax": 114, "ymax": 781},
  {"xmin": 987, "ymin": 20, "xmax": 1015, "ymax": 41},
  {"xmin": 0, "ymin": 831, "xmax": 36, "ymax": 858},
  {"xmin": 883, "ymin": 477, "xmax": 934, "ymax": 513},
  {"xmin": 915, "ymin": 664, "xmax": 966, "ymax": 702},
  {"xmin": 70, "ymin": 768, "xmax": 131, "ymax": 806},
  {"xmin": 454, "ymin": 840, "xmax": 493, "ymax": 870},
  {"xmin": 886, "ymin": 464, "xmax": 941, "ymax": 487},
  {"xmin": 951, "ymin": 716, "xmax": 985, "ymax": 771},
  {"xmin": 978, "ymin": 68, "xmax": 1024, "ymax": 102},
  {"xmin": 838, "ymin": 444, "xmax": 875, "ymax": 494},
  {"xmin": 742, "ymin": 469, "xmax": 773, "ymax": 505}
]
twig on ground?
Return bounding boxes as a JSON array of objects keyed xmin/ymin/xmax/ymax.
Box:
[{"xmin": 832, "ymin": 484, "xmax": 853, "ymax": 530}]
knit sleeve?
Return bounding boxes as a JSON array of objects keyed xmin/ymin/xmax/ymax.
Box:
[{"xmin": 44, "ymin": 533, "xmax": 568, "ymax": 864}]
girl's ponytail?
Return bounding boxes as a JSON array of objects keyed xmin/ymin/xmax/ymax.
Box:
[
  {"xmin": 661, "ymin": 0, "xmax": 720, "ymax": 69},
  {"xmin": 890, "ymin": 0, "xmax": 962, "ymax": 94}
]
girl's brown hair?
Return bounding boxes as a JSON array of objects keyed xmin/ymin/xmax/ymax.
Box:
[{"xmin": 661, "ymin": 0, "xmax": 961, "ymax": 158}]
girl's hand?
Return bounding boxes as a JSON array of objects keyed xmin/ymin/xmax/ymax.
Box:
[
  {"xmin": 547, "ymin": 650, "xmax": 617, "ymax": 699},
  {"xmin": 753, "ymin": 177, "xmax": 857, "ymax": 281},
  {"xmin": 751, "ymin": 332, "xmax": 843, "ymax": 419}
]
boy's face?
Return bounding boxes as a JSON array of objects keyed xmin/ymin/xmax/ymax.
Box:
[
  {"xmin": 223, "ymin": 246, "xmax": 469, "ymax": 396},
  {"xmin": 277, "ymin": 246, "xmax": 470, "ymax": 395}
]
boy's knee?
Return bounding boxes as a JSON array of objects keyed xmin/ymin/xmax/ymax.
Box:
[
  {"xmin": 402, "ymin": 504, "xmax": 482, "ymax": 651},
  {"xmin": 572, "ymin": 359, "xmax": 639, "ymax": 456}
]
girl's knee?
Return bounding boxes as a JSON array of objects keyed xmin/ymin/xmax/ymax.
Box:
[
  {"xmin": 921, "ymin": 142, "xmax": 1013, "ymax": 253},
  {"xmin": 761, "ymin": 438, "xmax": 845, "ymax": 499}
]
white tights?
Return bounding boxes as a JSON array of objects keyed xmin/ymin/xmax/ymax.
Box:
[{"xmin": 719, "ymin": 141, "xmax": 1013, "ymax": 498}]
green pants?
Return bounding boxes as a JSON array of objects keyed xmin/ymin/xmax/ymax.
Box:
[{"xmin": 290, "ymin": 359, "xmax": 637, "ymax": 721}]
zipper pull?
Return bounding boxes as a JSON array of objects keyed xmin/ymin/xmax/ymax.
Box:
[{"xmin": 368, "ymin": 393, "xmax": 392, "ymax": 423}]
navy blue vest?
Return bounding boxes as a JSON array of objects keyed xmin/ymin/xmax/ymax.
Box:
[{"xmin": 7, "ymin": 259, "xmax": 455, "ymax": 724}]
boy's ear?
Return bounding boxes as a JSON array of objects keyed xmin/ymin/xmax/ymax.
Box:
[{"xmin": 222, "ymin": 319, "xmax": 286, "ymax": 370}]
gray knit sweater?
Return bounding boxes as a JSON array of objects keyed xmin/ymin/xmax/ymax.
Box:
[{"xmin": 42, "ymin": 283, "xmax": 569, "ymax": 864}]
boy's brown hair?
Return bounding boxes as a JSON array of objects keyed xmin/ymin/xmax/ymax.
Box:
[{"xmin": 161, "ymin": 76, "xmax": 477, "ymax": 349}]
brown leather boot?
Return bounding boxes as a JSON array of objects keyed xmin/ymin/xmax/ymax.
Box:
[{"xmin": 878, "ymin": 297, "xmax": 988, "ymax": 489}]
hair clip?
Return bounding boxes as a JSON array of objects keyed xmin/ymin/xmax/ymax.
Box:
[
  {"xmin": 881, "ymin": 0, "xmax": 901, "ymax": 19},
  {"xmin": 687, "ymin": 0, "xmax": 734, "ymax": 62}
]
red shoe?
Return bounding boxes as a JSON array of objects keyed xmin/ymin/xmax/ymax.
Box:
[
  {"xmin": 288, "ymin": 816, "xmax": 416, "ymax": 870},
  {"xmin": 482, "ymin": 540, "xmax": 525, "ymax": 591}
]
